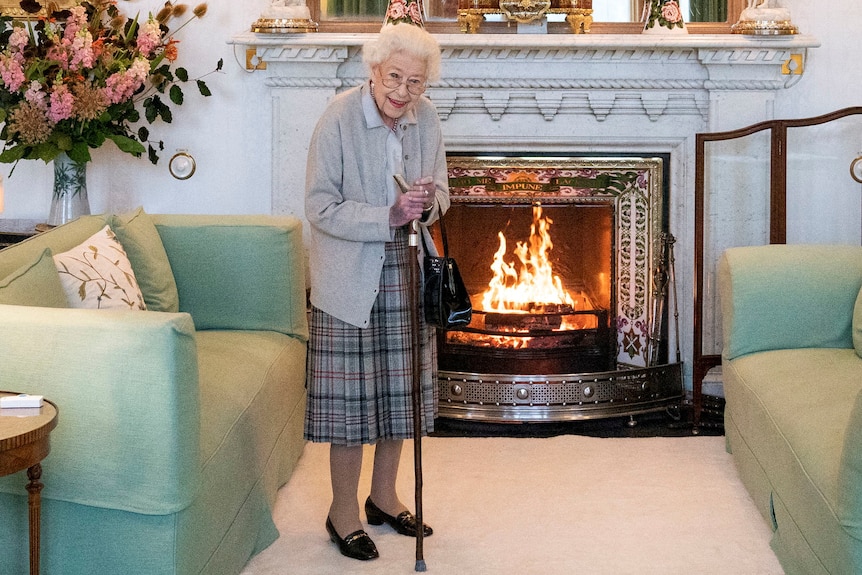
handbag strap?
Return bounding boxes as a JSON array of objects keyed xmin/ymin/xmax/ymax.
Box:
[{"xmin": 437, "ymin": 213, "xmax": 450, "ymax": 257}]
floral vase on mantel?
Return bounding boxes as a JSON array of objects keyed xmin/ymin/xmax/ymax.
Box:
[
  {"xmin": 642, "ymin": 0, "xmax": 688, "ymax": 34},
  {"xmin": 47, "ymin": 152, "xmax": 90, "ymax": 227}
]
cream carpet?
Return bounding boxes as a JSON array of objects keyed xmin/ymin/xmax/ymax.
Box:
[{"xmin": 241, "ymin": 435, "xmax": 784, "ymax": 575}]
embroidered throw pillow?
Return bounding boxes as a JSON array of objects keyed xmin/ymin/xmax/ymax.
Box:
[
  {"xmin": 53, "ymin": 225, "xmax": 147, "ymax": 310},
  {"xmin": 0, "ymin": 248, "xmax": 68, "ymax": 308}
]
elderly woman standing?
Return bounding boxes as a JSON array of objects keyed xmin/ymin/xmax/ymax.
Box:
[{"xmin": 304, "ymin": 23, "xmax": 448, "ymax": 561}]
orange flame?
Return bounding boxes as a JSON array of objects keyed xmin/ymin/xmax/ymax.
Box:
[{"xmin": 481, "ymin": 204, "xmax": 578, "ymax": 313}]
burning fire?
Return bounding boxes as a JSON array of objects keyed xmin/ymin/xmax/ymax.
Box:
[
  {"xmin": 481, "ymin": 203, "xmax": 584, "ymax": 314},
  {"xmin": 447, "ymin": 203, "xmax": 597, "ymax": 349}
]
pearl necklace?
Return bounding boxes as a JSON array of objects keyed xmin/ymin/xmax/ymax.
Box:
[{"xmin": 370, "ymin": 81, "xmax": 399, "ymax": 133}]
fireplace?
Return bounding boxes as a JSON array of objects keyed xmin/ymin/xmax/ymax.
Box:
[
  {"xmin": 230, "ymin": 31, "xmax": 818, "ymax": 423},
  {"xmin": 433, "ymin": 155, "xmax": 683, "ymax": 422}
]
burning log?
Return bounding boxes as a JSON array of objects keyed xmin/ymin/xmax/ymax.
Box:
[{"xmin": 484, "ymin": 304, "xmax": 574, "ymax": 332}]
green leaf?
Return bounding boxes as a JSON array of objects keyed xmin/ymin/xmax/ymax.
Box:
[
  {"xmin": 175, "ymin": 67, "xmax": 189, "ymax": 82},
  {"xmin": 159, "ymin": 100, "xmax": 173, "ymax": 123},
  {"xmin": 54, "ymin": 132, "xmax": 73, "ymax": 151},
  {"xmin": 32, "ymin": 142, "xmax": 62, "ymax": 163},
  {"xmin": 169, "ymin": 84, "xmax": 184, "ymax": 106},
  {"xmin": 147, "ymin": 144, "xmax": 159, "ymax": 165},
  {"xmin": 197, "ymin": 80, "xmax": 211, "ymax": 97},
  {"xmin": 0, "ymin": 146, "xmax": 27, "ymax": 163},
  {"xmin": 138, "ymin": 126, "xmax": 149, "ymax": 142},
  {"xmin": 67, "ymin": 142, "xmax": 92, "ymax": 164},
  {"xmin": 106, "ymin": 134, "xmax": 146, "ymax": 156},
  {"xmin": 216, "ymin": 58, "xmax": 224, "ymax": 71},
  {"xmin": 144, "ymin": 97, "xmax": 158, "ymax": 123}
]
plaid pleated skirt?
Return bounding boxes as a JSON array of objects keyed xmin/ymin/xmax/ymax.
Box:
[{"xmin": 304, "ymin": 227, "xmax": 438, "ymax": 445}]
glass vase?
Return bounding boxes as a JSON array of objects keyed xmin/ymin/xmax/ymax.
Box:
[{"xmin": 48, "ymin": 152, "xmax": 90, "ymax": 227}]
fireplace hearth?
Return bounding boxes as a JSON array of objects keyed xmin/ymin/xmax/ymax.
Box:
[{"xmin": 434, "ymin": 155, "xmax": 683, "ymax": 422}]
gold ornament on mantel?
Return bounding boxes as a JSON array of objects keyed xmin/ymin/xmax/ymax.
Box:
[
  {"xmin": 251, "ymin": 0, "xmax": 318, "ymax": 34},
  {"xmin": 731, "ymin": 0, "xmax": 797, "ymax": 36},
  {"xmin": 457, "ymin": 0, "xmax": 591, "ymax": 33},
  {"xmin": 499, "ymin": 0, "xmax": 551, "ymax": 24}
]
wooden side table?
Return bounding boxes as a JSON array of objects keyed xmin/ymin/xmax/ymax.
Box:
[
  {"xmin": 0, "ymin": 392, "xmax": 59, "ymax": 575},
  {"xmin": 0, "ymin": 219, "xmax": 42, "ymax": 249}
]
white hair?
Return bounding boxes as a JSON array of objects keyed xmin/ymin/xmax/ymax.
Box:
[{"xmin": 363, "ymin": 24, "xmax": 442, "ymax": 83}]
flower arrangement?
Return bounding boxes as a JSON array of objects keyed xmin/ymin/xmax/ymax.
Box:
[
  {"xmin": 644, "ymin": 0, "xmax": 685, "ymax": 31},
  {"xmin": 0, "ymin": 0, "xmax": 222, "ymax": 169}
]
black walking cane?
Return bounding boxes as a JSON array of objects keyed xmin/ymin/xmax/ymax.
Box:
[{"xmin": 395, "ymin": 175, "xmax": 427, "ymax": 572}]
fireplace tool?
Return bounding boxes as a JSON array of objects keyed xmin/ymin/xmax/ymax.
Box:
[{"xmin": 394, "ymin": 174, "xmax": 427, "ymax": 572}]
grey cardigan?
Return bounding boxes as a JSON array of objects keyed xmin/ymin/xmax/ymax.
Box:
[{"xmin": 305, "ymin": 82, "xmax": 450, "ymax": 328}]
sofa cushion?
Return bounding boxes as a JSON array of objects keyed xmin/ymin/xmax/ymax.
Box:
[
  {"xmin": 53, "ymin": 225, "xmax": 146, "ymax": 310},
  {"xmin": 854, "ymin": 285, "xmax": 862, "ymax": 358},
  {"xmin": 154, "ymin": 216, "xmax": 308, "ymax": 335},
  {"xmin": 0, "ymin": 248, "xmax": 68, "ymax": 308},
  {"xmin": 719, "ymin": 245, "xmax": 862, "ymax": 360},
  {"xmin": 111, "ymin": 207, "xmax": 179, "ymax": 313}
]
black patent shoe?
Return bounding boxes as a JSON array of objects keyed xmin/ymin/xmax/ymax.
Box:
[
  {"xmin": 365, "ymin": 497, "xmax": 433, "ymax": 537},
  {"xmin": 325, "ymin": 516, "xmax": 379, "ymax": 561}
]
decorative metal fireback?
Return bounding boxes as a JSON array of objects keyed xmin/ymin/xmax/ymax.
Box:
[{"xmin": 435, "ymin": 156, "xmax": 682, "ymax": 423}]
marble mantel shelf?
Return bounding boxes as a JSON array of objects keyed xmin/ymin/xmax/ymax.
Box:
[
  {"xmin": 231, "ymin": 31, "xmax": 819, "ymax": 51},
  {"xmin": 230, "ymin": 32, "xmax": 821, "ymax": 73},
  {"xmin": 230, "ymin": 32, "xmax": 821, "ymax": 112}
]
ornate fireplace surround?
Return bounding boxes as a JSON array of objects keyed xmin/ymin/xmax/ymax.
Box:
[{"xmin": 230, "ymin": 31, "xmax": 820, "ymax": 415}]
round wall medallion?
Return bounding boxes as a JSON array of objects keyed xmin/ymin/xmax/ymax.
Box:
[
  {"xmin": 169, "ymin": 151, "xmax": 196, "ymax": 180},
  {"xmin": 850, "ymin": 156, "xmax": 862, "ymax": 184}
]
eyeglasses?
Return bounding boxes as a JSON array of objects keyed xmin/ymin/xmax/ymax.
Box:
[{"xmin": 380, "ymin": 72, "xmax": 427, "ymax": 95}]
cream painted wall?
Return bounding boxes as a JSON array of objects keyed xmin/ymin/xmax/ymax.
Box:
[
  {"xmin": 772, "ymin": 0, "xmax": 862, "ymax": 246},
  {"xmin": 1, "ymin": 0, "xmax": 860, "ymax": 225}
]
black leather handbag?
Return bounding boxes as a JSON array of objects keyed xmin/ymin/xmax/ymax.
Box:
[{"xmin": 423, "ymin": 214, "xmax": 472, "ymax": 329}]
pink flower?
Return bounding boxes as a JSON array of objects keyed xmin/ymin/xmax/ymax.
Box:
[
  {"xmin": 47, "ymin": 83, "xmax": 75, "ymax": 123},
  {"xmin": 0, "ymin": 54, "xmax": 25, "ymax": 92},
  {"xmin": 407, "ymin": 1, "xmax": 424, "ymax": 25},
  {"xmin": 104, "ymin": 58, "xmax": 150, "ymax": 104},
  {"xmin": 136, "ymin": 19, "xmax": 162, "ymax": 57},
  {"xmin": 661, "ymin": 1, "xmax": 683, "ymax": 23},
  {"xmin": 24, "ymin": 81, "xmax": 47, "ymax": 108},
  {"xmin": 8, "ymin": 27, "xmax": 29, "ymax": 52},
  {"xmin": 63, "ymin": 6, "xmax": 88, "ymax": 41},
  {"xmin": 385, "ymin": 0, "xmax": 409, "ymax": 21},
  {"xmin": 68, "ymin": 33, "xmax": 96, "ymax": 70}
]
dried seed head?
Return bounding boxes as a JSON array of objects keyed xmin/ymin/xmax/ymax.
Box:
[
  {"xmin": 193, "ymin": 3, "xmax": 207, "ymax": 18},
  {"xmin": 110, "ymin": 14, "xmax": 126, "ymax": 29},
  {"xmin": 171, "ymin": 3, "xmax": 188, "ymax": 17},
  {"xmin": 155, "ymin": 6, "xmax": 172, "ymax": 23}
]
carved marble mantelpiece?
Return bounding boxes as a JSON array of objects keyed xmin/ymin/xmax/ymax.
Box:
[{"xmin": 229, "ymin": 31, "xmax": 819, "ymax": 391}]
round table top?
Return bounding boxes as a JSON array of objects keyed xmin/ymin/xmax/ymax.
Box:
[{"xmin": 0, "ymin": 392, "xmax": 58, "ymax": 451}]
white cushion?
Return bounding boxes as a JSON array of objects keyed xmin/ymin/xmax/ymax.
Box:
[{"xmin": 53, "ymin": 225, "xmax": 146, "ymax": 310}]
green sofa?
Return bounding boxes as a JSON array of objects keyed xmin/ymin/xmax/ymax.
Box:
[
  {"xmin": 719, "ymin": 244, "xmax": 862, "ymax": 575},
  {"xmin": 0, "ymin": 212, "xmax": 308, "ymax": 575}
]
